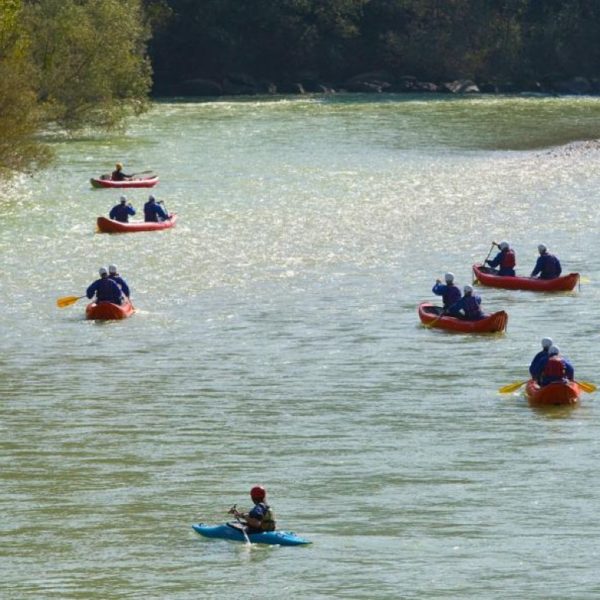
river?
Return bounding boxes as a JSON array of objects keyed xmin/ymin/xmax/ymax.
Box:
[{"xmin": 2, "ymin": 94, "xmax": 600, "ymax": 599}]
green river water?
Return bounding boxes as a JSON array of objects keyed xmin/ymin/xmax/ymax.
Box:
[{"xmin": 2, "ymin": 94, "xmax": 600, "ymax": 599}]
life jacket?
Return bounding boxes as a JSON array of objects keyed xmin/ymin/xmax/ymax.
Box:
[
  {"xmin": 542, "ymin": 355, "xmax": 565, "ymax": 379},
  {"xmin": 501, "ymin": 249, "xmax": 516, "ymax": 269},
  {"xmin": 461, "ymin": 295, "xmax": 483, "ymax": 319},
  {"xmin": 256, "ymin": 502, "xmax": 276, "ymax": 532},
  {"xmin": 443, "ymin": 284, "xmax": 461, "ymax": 309}
]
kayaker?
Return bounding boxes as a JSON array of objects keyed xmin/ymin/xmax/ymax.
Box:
[
  {"xmin": 432, "ymin": 272, "xmax": 461, "ymax": 316},
  {"xmin": 485, "ymin": 240, "xmax": 516, "ymax": 276},
  {"xmin": 111, "ymin": 162, "xmax": 132, "ymax": 181},
  {"xmin": 144, "ymin": 195, "xmax": 170, "ymax": 222},
  {"xmin": 108, "ymin": 264, "xmax": 131, "ymax": 298},
  {"xmin": 539, "ymin": 345, "xmax": 574, "ymax": 386},
  {"xmin": 108, "ymin": 196, "xmax": 136, "ymax": 223},
  {"xmin": 529, "ymin": 337, "xmax": 553, "ymax": 384},
  {"xmin": 530, "ymin": 244, "xmax": 562, "ymax": 279},
  {"xmin": 449, "ymin": 284, "xmax": 485, "ymax": 320},
  {"xmin": 227, "ymin": 485, "xmax": 276, "ymax": 534},
  {"xmin": 86, "ymin": 267, "xmax": 124, "ymax": 305}
]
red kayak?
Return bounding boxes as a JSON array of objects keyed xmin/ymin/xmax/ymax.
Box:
[
  {"xmin": 90, "ymin": 175, "xmax": 159, "ymax": 189},
  {"xmin": 97, "ymin": 214, "xmax": 177, "ymax": 233},
  {"xmin": 85, "ymin": 299, "xmax": 135, "ymax": 320},
  {"xmin": 472, "ymin": 264, "xmax": 579, "ymax": 292},
  {"xmin": 525, "ymin": 379, "xmax": 581, "ymax": 407},
  {"xmin": 418, "ymin": 302, "xmax": 508, "ymax": 333}
]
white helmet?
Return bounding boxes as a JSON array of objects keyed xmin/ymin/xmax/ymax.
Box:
[
  {"xmin": 108, "ymin": 264, "xmax": 117, "ymax": 274},
  {"xmin": 548, "ymin": 345, "xmax": 560, "ymax": 356},
  {"xmin": 498, "ymin": 240, "xmax": 509, "ymax": 250},
  {"xmin": 99, "ymin": 267, "xmax": 108, "ymax": 276},
  {"xmin": 541, "ymin": 337, "xmax": 553, "ymax": 349},
  {"xmin": 463, "ymin": 284, "xmax": 474, "ymax": 294},
  {"xmin": 538, "ymin": 244, "xmax": 547, "ymax": 253},
  {"xmin": 120, "ymin": 195, "xmax": 127, "ymax": 203},
  {"xmin": 444, "ymin": 272, "xmax": 455, "ymax": 283}
]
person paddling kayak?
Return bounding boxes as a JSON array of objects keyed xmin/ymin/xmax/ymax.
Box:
[
  {"xmin": 86, "ymin": 267, "xmax": 124, "ymax": 305},
  {"xmin": 530, "ymin": 244, "xmax": 562, "ymax": 279},
  {"xmin": 108, "ymin": 264, "xmax": 131, "ymax": 299},
  {"xmin": 448, "ymin": 284, "xmax": 485, "ymax": 320},
  {"xmin": 109, "ymin": 195, "xmax": 136, "ymax": 223},
  {"xmin": 529, "ymin": 337, "xmax": 553, "ymax": 384},
  {"xmin": 228, "ymin": 485, "xmax": 276, "ymax": 534},
  {"xmin": 432, "ymin": 272, "xmax": 461, "ymax": 316},
  {"xmin": 485, "ymin": 240, "xmax": 516, "ymax": 276},
  {"xmin": 144, "ymin": 195, "xmax": 170, "ymax": 222},
  {"xmin": 111, "ymin": 162, "xmax": 133, "ymax": 181}
]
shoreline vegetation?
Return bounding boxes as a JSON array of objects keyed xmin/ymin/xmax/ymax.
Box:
[{"xmin": 2, "ymin": 0, "xmax": 600, "ymax": 176}]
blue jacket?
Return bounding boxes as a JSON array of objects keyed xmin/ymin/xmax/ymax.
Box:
[
  {"xmin": 529, "ymin": 349, "xmax": 549, "ymax": 382},
  {"xmin": 486, "ymin": 250, "xmax": 516, "ymax": 276},
  {"xmin": 537, "ymin": 354, "xmax": 574, "ymax": 385},
  {"xmin": 86, "ymin": 277, "xmax": 123, "ymax": 304},
  {"xmin": 450, "ymin": 294, "xmax": 484, "ymax": 320},
  {"xmin": 531, "ymin": 253, "xmax": 562, "ymax": 279},
  {"xmin": 144, "ymin": 200, "xmax": 168, "ymax": 222},
  {"xmin": 109, "ymin": 274, "xmax": 130, "ymax": 297},
  {"xmin": 432, "ymin": 282, "xmax": 461, "ymax": 314},
  {"xmin": 109, "ymin": 203, "xmax": 136, "ymax": 223}
]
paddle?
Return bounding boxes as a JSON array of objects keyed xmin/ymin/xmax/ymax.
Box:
[
  {"xmin": 424, "ymin": 308, "xmax": 446, "ymax": 328},
  {"xmin": 499, "ymin": 379, "xmax": 596, "ymax": 394},
  {"xmin": 56, "ymin": 295, "xmax": 86, "ymax": 308},
  {"xmin": 474, "ymin": 241, "xmax": 497, "ymax": 284},
  {"xmin": 228, "ymin": 504, "xmax": 251, "ymax": 544},
  {"xmin": 130, "ymin": 170, "xmax": 155, "ymax": 178},
  {"xmin": 576, "ymin": 380, "xmax": 596, "ymax": 393}
]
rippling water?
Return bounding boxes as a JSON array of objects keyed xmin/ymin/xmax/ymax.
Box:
[{"xmin": 2, "ymin": 94, "xmax": 600, "ymax": 599}]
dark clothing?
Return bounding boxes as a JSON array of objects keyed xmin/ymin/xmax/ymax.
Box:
[
  {"xmin": 486, "ymin": 249, "xmax": 516, "ymax": 276},
  {"xmin": 109, "ymin": 203, "xmax": 136, "ymax": 223},
  {"xmin": 529, "ymin": 349, "xmax": 549, "ymax": 383},
  {"xmin": 109, "ymin": 274, "xmax": 130, "ymax": 297},
  {"xmin": 538, "ymin": 354, "xmax": 574, "ymax": 386},
  {"xmin": 432, "ymin": 282, "xmax": 461, "ymax": 315},
  {"xmin": 86, "ymin": 277, "xmax": 123, "ymax": 305},
  {"xmin": 531, "ymin": 253, "xmax": 562, "ymax": 279},
  {"xmin": 247, "ymin": 502, "xmax": 276, "ymax": 533},
  {"xmin": 451, "ymin": 294, "xmax": 484, "ymax": 320},
  {"xmin": 144, "ymin": 200, "xmax": 169, "ymax": 222},
  {"xmin": 111, "ymin": 169, "xmax": 132, "ymax": 181}
]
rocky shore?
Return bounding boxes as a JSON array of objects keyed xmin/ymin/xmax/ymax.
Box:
[{"xmin": 161, "ymin": 72, "xmax": 600, "ymax": 97}]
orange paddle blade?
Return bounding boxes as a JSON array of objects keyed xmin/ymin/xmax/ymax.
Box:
[
  {"xmin": 577, "ymin": 380, "xmax": 596, "ymax": 393},
  {"xmin": 498, "ymin": 380, "xmax": 527, "ymax": 394}
]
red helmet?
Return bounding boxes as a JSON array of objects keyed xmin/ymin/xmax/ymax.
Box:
[{"xmin": 250, "ymin": 485, "xmax": 266, "ymax": 502}]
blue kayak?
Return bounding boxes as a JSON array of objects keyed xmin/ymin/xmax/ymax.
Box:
[{"xmin": 192, "ymin": 523, "xmax": 311, "ymax": 546}]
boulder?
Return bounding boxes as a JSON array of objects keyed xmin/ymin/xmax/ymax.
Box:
[
  {"xmin": 177, "ymin": 78, "xmax": 223, "ymax": 96},
  {"xmin": 442, "ymin": 79, "xmax": 480, "ymax": 94},
  {"xmin": 553, "ymin": 77, "xmax": 592, "ymax": 95}
]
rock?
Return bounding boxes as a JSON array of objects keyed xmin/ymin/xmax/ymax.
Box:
[
  {"xmin": 553, "ymin": 77, "xmax": 592, "ymax": 95},
  {"xmin": 443, "ymin": 79, "xmax": 480, "ymax": 93},
  {"xmin": 278, "ymin": 82, "xmax": 305, "ymax": 94},
  {"xmin": 177, "ymin": 78, "xmax": 223, "ymax": 96}
]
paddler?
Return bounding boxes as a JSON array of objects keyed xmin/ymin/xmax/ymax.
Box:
[
  {"xmin": 86, "ymin": 267, "xmax": 124, "ymax": 305},
  {"xmin": 111, "ymin": 162, "xmax": 132, "ymax": 181},
  {"xmin": 108, "ymin": 195, "xmax": 136, "ymax": 223},
  {"xmin": 449, "ymin": 284, "xmax": 485, "ymax": 320},
  {"xmin": 143, "ymin": 195, "xmax": 170, "ymax": 222},
  {"xmin": 108, "ymin": 264, "xmax": 131, "ymax": 298},
  {"xmin": 485, "ymin": 240, "xmax": 516, "ymax": 276},
  {"xmin": 432, "ymin": 272, "xmax": 461, "ymax": 316},
  {"xmin": 228, "ymin": 485, "xmax": 276, "ymax": 534},
  {"xmin": 530, "ymin": 244, "xmax": 562, "ymax": 279},
  {"xmin": 529, "ymin": 337, "xmax": 553, "ymax": 384},
  {"xmin": 538, "ymin": 345, "xmax": 574, "ymax": 386}
]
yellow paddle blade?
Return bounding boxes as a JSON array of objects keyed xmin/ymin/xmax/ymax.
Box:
[
  {"xmin": 577, "ymin": 380, "xmax": 596, "ymax": 393},
  {"xmin": 498, "ymin": 380, "xmax": 527, "ymax": 394},
  {"xmin": 580, "ymin": 277, "xmax": 590, "ymax": 284},
  {"xmin": 56, "ymin": 295, "xmax": 83, "ymax": 308}
]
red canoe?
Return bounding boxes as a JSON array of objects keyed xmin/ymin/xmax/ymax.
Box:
[
  {"xmin": 90, "ymin": 175, "xmax": 159, "ymax": 189},
  {"xmin": 418, "ymin": 302, "xmax": 508, "ymax": 333},
  {"xmin": 85, "ymin": 299, "xmax": 135, "ymax": 320},
  {"xmin": 97, "ymin": 214, "xmax": 177, "ymax": 233},
  {"xmin": 472, "ymin": 264, "xmax": 579, "ymax": 292},
  {"xmin": 525, "ymin": 379, "xmax": 581, "ymax": 407}
]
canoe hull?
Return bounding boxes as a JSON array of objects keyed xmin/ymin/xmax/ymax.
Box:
[
  {"xmin": 192, "ymin": 523, "xmax": 311, "ymax": 546},
  {"xmin": 472, "ymin": 264, "xmax": 579, "ymax": 292},
  {"xmin": 418, "ymin": 302, "xmax": 508, "ymax": 333},
  {"xmin": 85, "ymin": 299, "xmax": 135, "ymax": 320},
  {"xmin": 97, "ymin": 214, "xmax": 177, "ymax": 233},
  {"xmin": 525, "ymin": 380, "xmax": 581, "ymax": 406},
  {"xmin": 90, "ymin": 176, "xmax": 159, "ymax": 189}
]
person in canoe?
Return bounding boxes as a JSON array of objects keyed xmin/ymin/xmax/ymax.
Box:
[
  {"xmin": 538, "ymin": 345, "xmax": 574, "ymax": 386},
  {"xmin": 227, "ymin": 485, "xmax": 276, "ymax": 534},
  {"xmin": 143, "ymin": 195, "xmax": 170, "ymax": 222},
  {"xmin": 86, "ymin": 267, "xmax": 124, "ymax": 305},
  {"xmin": 485, "ymin": 240, "xmax": 516, "ymax": 276},
  {"xmin": 529, "ymin": 337, "xmax": 553, "ymax": 384},
  {"xmin": 449, "ymin": 285, "xmax": 485, "ymax": 320},
  {"xmin": 432, "ymin": 272, "xmax": 462, "ymax": 316},
  {"xmin": 108, "ymin": 264, "xmax": 131, "ymax": 298},
  {"xmin": 108, "ymin": 196, "xmax": 136, "ymax": 223},
  {"xmin": 530, "ymin": 244, "xmax": 562, "ymax": 279},
  {"xmin": 111, "ymin": 162, "xmax": 133, "ymax": 181}
]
